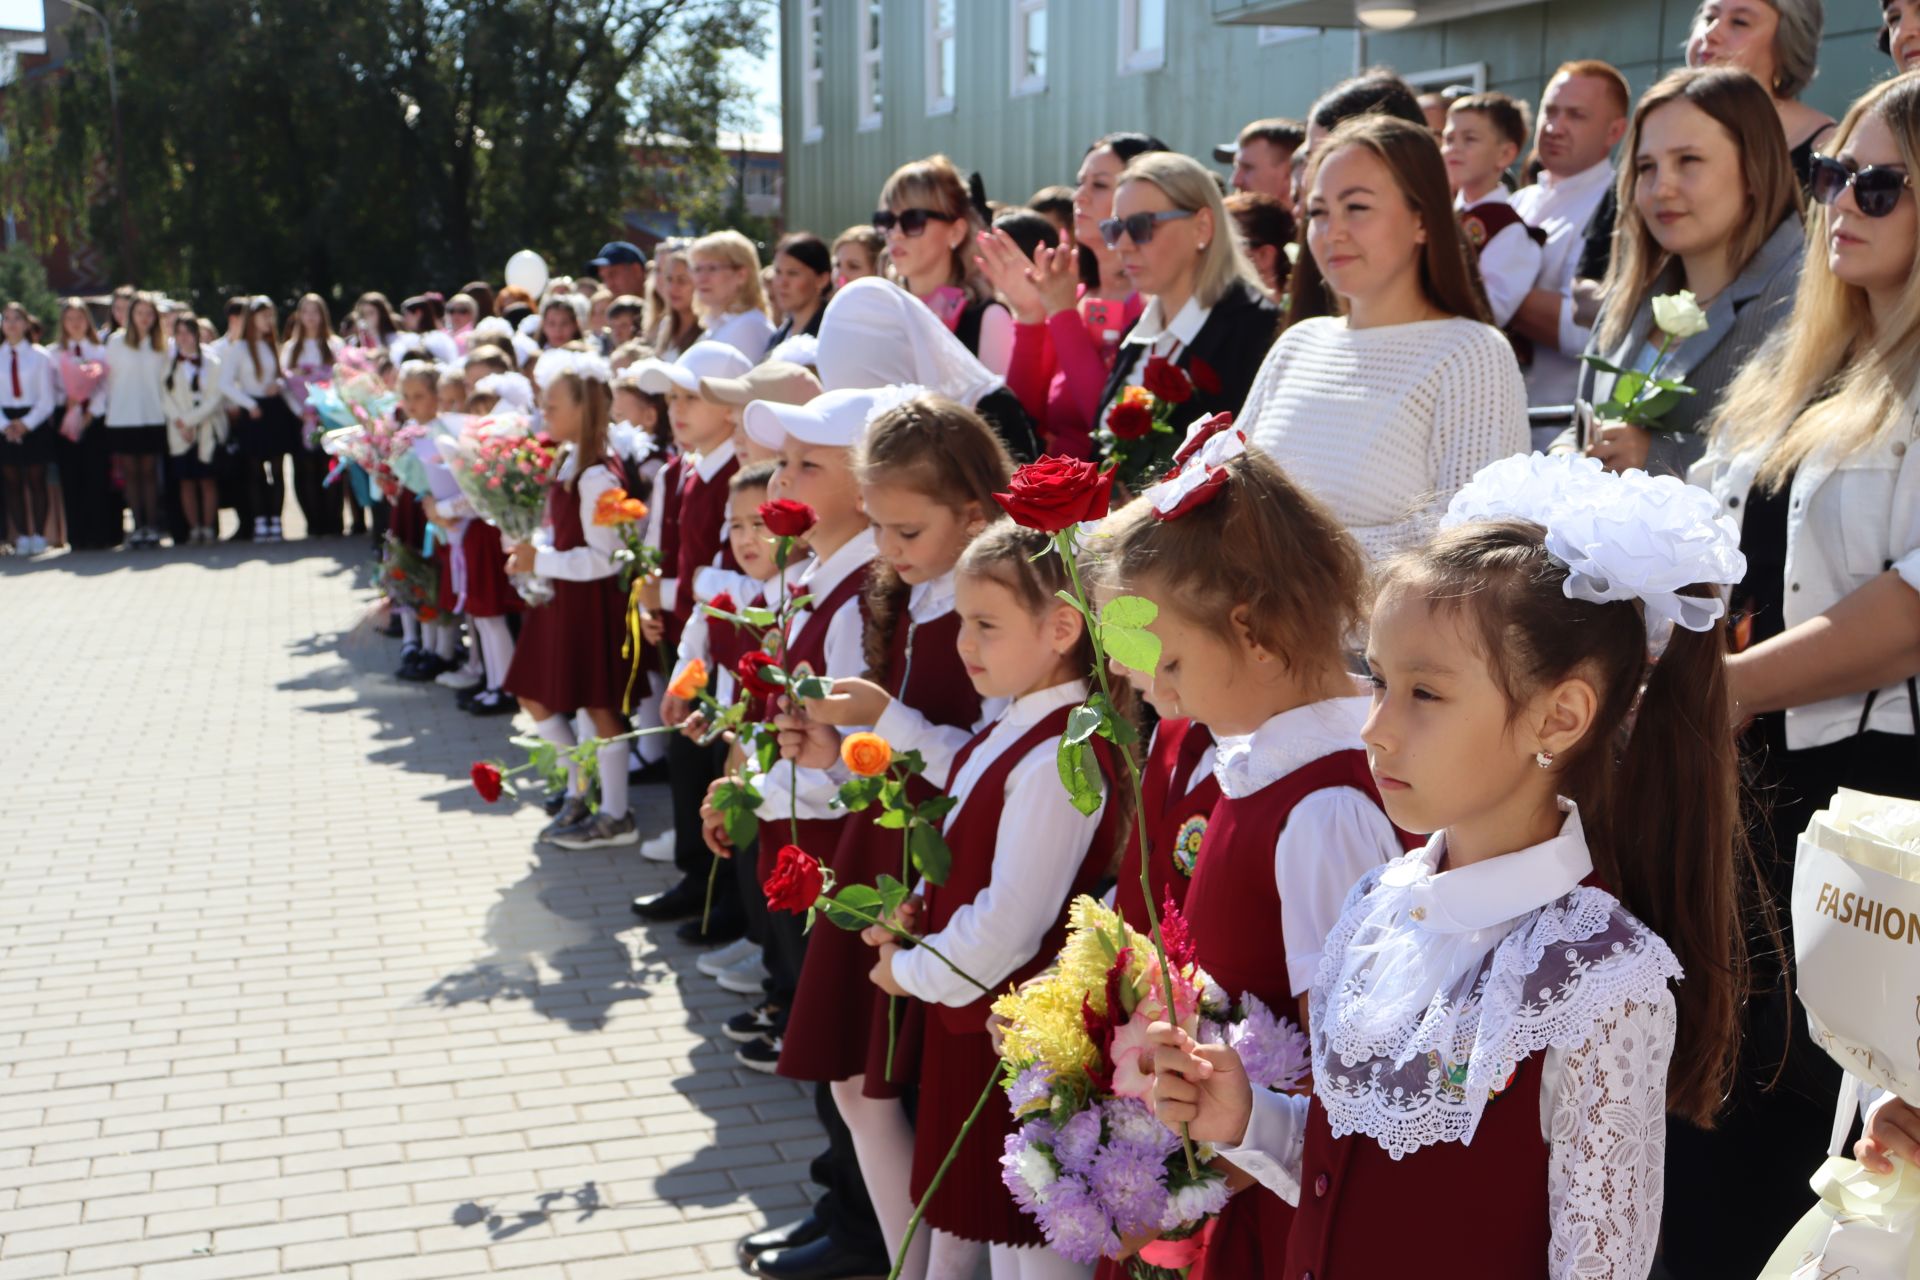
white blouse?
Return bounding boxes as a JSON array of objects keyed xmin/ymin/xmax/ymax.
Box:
[
  {"xmin": 531, "ymin": 454, "xmax": 622, "ymax": 582},
  {"xmin": 218, "ymin": 340, "xmax": 283, "ymax": 413},
  {"xmin": 101, "ymin": 333, "xmax": 169, "ymax": 428},
  {"xmin": 1221, "ymin": 803, "xmax": 1677, "ymax": 1279},
  {"xmin": 1243, "ymin": 316, "xmax": 1529, "ymax": 562},
  {"xmin": 0, "ymin": 341, "xmax": 56, "ymax": 428},
  {"xmin": 699, "ymin": 309, "xmax": 776, "ymax": 363},
  {"xmin": 891, "ymin": 679, "xmax": 1108, "ymax": 1008}
]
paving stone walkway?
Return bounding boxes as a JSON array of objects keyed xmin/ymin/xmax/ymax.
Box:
[{"xmin": 0, "ymin": 533, "xmax": 819, "ymax": 1280}]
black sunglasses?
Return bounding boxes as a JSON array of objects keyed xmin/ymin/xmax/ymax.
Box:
[
  {"xmin": 1097, "ymin": 209, "xmax": 1196, "ymax": 249},
  {"xmin": 1810, "ymin": 154, "xmax": 1913, "ymax": 218},
  {"xmin": 872, "ymin": 207, "xmax": 956, "ymax": 237}
]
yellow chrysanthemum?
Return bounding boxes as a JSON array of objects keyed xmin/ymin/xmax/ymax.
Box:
[{"xmin": 993, "ymin": 896, "xmax": 1159, "ymax": 1080}]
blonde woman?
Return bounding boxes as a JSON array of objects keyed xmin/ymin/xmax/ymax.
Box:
[
  {"xmin": 687, "ymin": 230, "xmax": 775, "ymax": 361},
  {"xmin": 1674, "ymin": 71, "xmax": 1920, "ymax": 1275},
  {"xmin": 1092, "ymin": 150, "xmax": 1281, "ymax": 481},
  {"xmin": 874, "ymin": 155, "xmax": 1012, "ymax": 372}
]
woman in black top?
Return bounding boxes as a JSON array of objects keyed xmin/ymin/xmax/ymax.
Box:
[
  {"xmin": 1685, "ymin": 0, "xmax": 1835, "ymax": 192},
  {"xmin": 766, "ymin": 232, "xmax": 833, "ymax": 355}
]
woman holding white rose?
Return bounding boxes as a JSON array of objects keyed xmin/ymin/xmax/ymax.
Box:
[
  {"xmin": 1664, "ymin": 72, "xmax": 1920, "ymax": 1276},
  {"xmin": 1567, "ymin": 67, "xmax": 1803, "ymax": 477}
]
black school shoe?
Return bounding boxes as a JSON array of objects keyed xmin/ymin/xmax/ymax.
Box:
[
  {"xmin": 738, "ymin": 1214, "xmax": 825, "ymax": 1267},
  {"xmin": 397, "ymin": 651, "xmax": 449, "ymax": 682},
  {"xmin": 676, "ymin": 911, "xmax": 746, "ymax": 947},
  {"xmin": 752, "ymin": 1233, "xmax": 890, "ymax": 1280},
  {"xmin": 631, "ymin": 878, "xmax": 705, "ymax": 922},
  {"xmin": 734, "ymin": 1033, "xmax": 782, "ymax": 1074},
  {"xmin": 723, "ymin": 1001, "xmax": 781, "ymax": 1044},
  {"xmin": 466, "ymin": 688, "xmax": 515, "ymax": 716}
]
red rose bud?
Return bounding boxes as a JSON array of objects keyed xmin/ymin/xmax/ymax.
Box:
[
  {"xmin": 1107, "ymin": 401, "xmax": 1155, "ymax": 441},
  {"xmin": 470, "ymin": 762, "xmax": 503, "ymax": 803},
  {"xmin": 759, "ymin": 499, "xmax": 818, "ymax": 538},
  {"xmin": 1142, "ymin": 356, "xmax": 1194, "ymax": 406},
  {"xmin": 992, "ymin": 456, "xmax": 1115, "ymax": 533},
  {"xmin": 736, "ymin": 650, "xmax": 783, "ymax": 700},
  {"xmin": 708, "ymin": 592, "xmax": 737, "ymax": 617},
  {"xmin": 1188, "ymin": 358, "xmax": 1222, "ymax": 397},
  {"xmin": 765, "ymin": 845, "xmax": 826, "ymax": 914}
]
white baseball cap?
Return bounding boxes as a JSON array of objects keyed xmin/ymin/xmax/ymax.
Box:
[
  {"xmin": 632, "ymin": 341, "xmax": 754, "ymax": 395},
  {"xmin": 743, "ymin": 387, "xmax": 886, "ymax": 450}
]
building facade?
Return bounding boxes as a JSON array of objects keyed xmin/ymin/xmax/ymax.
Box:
[{"xmin": 780, "ymin": 0, "xmax": 1888, "ymax": 237}]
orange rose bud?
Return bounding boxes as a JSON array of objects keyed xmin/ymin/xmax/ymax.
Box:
[
  {"xmin": 666, "ymin": 657, "xmax": 708, "ymax": 701},
  {"xmin": 841, "ymin": 731, "xmax": 893, "ymax": 778},
  {"xmin": 594, "ymin": 487, "xmax": 640, "ymax": 525}
]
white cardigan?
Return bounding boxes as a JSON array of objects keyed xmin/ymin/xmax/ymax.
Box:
[
  {"xmin": 219, "ymin": 340, "xmax": 282, "ymax": 412},
  {"xmin": 161, "ymin": 351, "xmax": 229, "ymax": 462},
  {"xmin": 101, "ymin": 332, "xmax": 169, "ymax": 428}
]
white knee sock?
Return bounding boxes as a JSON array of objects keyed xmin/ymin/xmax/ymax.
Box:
[
  {"xmin": 474, "ymin": 615, "xmax": 515, "ymax": 690},
  {"xmin": 632, "ymin": 676, "xmax": 668, "ymax": 765},
  {"xmin": 428, "ymin": 620, "xmax": 457, "ymax": 660},
  {"xmin": 833, "ymin": 1079, "xmax": 926, "ymax": 1279},
  {"xmin": 927, "ymin": 1230, "xmax": 984, "ymax": 1280},
  {"xmin": 990, "ymin": 1242, "xmax": 1091, "ymax": 1280},
  {"xmin": 400, "ymin": 607, "xmax": 420, "ymax": 646},
  {"xmin": 597, "ymin": 740, "xmax": 629, "ymax": 820},
  {"xmin": 533, "ymin": 714, "xmax": 581, "ymax": 796},
  {"xmin": 458, "ymin": 624, "xmax": 483, "ymax": 677}
]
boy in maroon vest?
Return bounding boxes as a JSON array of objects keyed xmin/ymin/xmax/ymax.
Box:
[{"xmin": 1442, "ymin": 92, "xmax": 1547, "ymax": 345}]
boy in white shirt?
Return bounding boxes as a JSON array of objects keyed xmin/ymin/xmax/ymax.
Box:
[{"xmin": 1443, "ymin": 92, "xmax": 1544, "ymax": 329}]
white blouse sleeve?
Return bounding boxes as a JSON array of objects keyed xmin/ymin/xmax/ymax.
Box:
[
  {"xmin": 1274, "ymin": 788, "xmax": 1404, "ymax": 996},
  {"xmin": 891, "ymin": 744, "xmax": 1108, "ymax": 1007},
  {"xmin": 1476, "ymin": 224, "xmax": 1544, "ymax": 329},
  {"xmin": 533, "ymin": 466, "xmax": 622, "ymax": 582},
  {"xmin": 1545, "ymin": 990, "xmax": 1676, "ymax": 1280},
  {"xmin": 872, "ymin": 699, "xmax": 978, "ymax": 789},
  {"xmin": 1217, "ymin": 1089, "xmax": 1310, "ymax": 1204},
  {"xmin": 1427, "ymin": 327, "xmax": 1531, "ymax": 512},
  {"xmin": 219, "ymin": 349, "xmax": 258, "ymax": 412}
]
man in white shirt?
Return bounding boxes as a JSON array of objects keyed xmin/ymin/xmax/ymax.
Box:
[{"xmin": 1509, "ymin": 60, "xmax": 1631, "ymax": 424}]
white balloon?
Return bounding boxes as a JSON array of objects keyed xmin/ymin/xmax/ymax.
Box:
[{"xmin": 505, "ymin": 249, "xmax": 548, "ymax": 298}]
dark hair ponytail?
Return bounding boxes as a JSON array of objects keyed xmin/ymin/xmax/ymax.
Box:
[{"xmin": 1385, "ymin": 520, "xmax": 1761, "ymax": 1127}]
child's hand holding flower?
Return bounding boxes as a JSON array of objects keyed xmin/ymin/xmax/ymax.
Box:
[
  {"xmin": 1145, "ymin": 1023, "xmax": 1255, "ymax": 1148},
  {"xmin": 869, "ymin": 944, "xmax": 909, "ymax": 997},
  {"xmin": 505, "ymin": 542, "xmax": 537, "ymax": 575}
]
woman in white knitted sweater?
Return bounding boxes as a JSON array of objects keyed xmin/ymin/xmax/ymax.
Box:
[{"xmin": 1243, "ymin": 114, "xmax": 1528, "ymax": 561}]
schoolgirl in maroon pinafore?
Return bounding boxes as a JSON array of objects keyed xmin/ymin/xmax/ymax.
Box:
[{"xmin": 503, "ymin": 449, "xmax": 627, "ymax": 712}]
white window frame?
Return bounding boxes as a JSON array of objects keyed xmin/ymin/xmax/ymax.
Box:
[
  {"xmin": 925, "ymin": 0, "xmax": 955, "ymax": 116},
  {"xmin": 1257, "ymin": 25, "xmax": 1318, "ymax": 44},
  {"xmin": 1402, "ymin": 61, "xmax": 1488, "ymax": 93},
  {"xmin": 1117, "ymin": 0, "xmax": 1165, "ymax": 75},
  {"xmin": 858, "ymin": 1, "xmax": 884, "ymax": 132},
  {"xmin": 800, "ymin": 0, "xmax": 824, "ymax": 143},
  {"xmin": 1010, "ymin": 0, "xmax": 1047, "ymax": 97}
]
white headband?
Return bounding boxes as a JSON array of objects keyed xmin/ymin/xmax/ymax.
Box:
[
  {"xmin": 1440, "ymin": 452, "xmax": 1747, "ymax": 657},
  {"xmin": 532, "ymin": 347, "xmax": 611, "ymax": 390}
]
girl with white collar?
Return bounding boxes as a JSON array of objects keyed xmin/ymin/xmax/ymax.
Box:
[
  {"xmin": 1148, "ymin": 454, "xmax": 1751, "ymax": 1280},
  {"xmin": 161, "ymin": 314, "xmax": 227, "ymax": 545}
]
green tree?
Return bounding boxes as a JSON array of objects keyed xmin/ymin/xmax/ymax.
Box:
[
  {"xmin": 0, "ymin": 244, "xmax": 62, "ymax": 325},
  {"xmin": 1, "ymin": 0, "xmax": 769, "ymax": 316}
]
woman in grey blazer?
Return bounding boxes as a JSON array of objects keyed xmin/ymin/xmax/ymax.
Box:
[{"xmin": 1559, "ymin": 67, "xmax": 1806, "ymax": 477}]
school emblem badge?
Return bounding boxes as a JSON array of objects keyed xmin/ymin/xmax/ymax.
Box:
[{"xmin": 1173, "ymin": 814, "xmax": 1207, "ymax": 877}]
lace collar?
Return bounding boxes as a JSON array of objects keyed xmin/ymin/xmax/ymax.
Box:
[
  {"xmin": 1211, "ymin": 691, "xmax": 1369, "ymax": 800},
  {"xmin": 1310, "ymin": 801, "xmax": 1681, "ymax": 1158}
]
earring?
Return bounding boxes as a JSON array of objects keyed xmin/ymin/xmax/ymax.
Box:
[
  {"xmin": 1197, "ymin": 242, "xmax": 1209, "ymax": 252},
  {"xmin": 1534, "ymin": 750, "xmax": 1555, "ymax": 769}
]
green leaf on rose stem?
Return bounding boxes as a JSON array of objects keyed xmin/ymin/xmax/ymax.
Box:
[
  {"xmin": 805, "ymin": 906, "xmax": 817, "ymax": 934},
  {"xmin": 759, "ymin": 664, "xmax": 790, "ymax": 688},
  {"xmin": 897, "ymin": 749, "xmax": 927, "ymax": 777},
  {"xmin": 822, "ymin": 883, "xmax": 885, "ymax": 932},
  {"xmin": 875, "ymin": 808, "xmax": 909, "ymax": 830},
  {"xmin": 875, "ymin": 874, "xmax": 910, "ymax": 917},
  {"xmin": 1611, "ymin": 369, "xmax": 1648, "ymax": 405},
  {"xmin": 791, "ymin": 675, "xmax": 833, "ymax": 701},
  {"xmin": 755, "ymin": 735, "xmax": 778, "ymax": 775},
  {"xmin": 741, "ymin": 606, "xmax": 778, "ymax": 628},
  {"xmin": 1632, "ymin": 388, "xmax": 1685, "ymax": 423},
  {"xmin": 1091, "ymin": 694, "xmax": 1140, "ymax": 746},
  {"xmin": 1055, "ymin": 738, "xmax": 1104, "ymax": 817},
  {"xmin": 1581, "ymin": 355, "xmax": 1628, "ymax": 376},
  {"xmin": 836, "ymin": 775, "xmax": 885, "ymax": 812},
  {"xmin": 1064, "ymin": 703, "xmax": 1104, "ymax": 746},
  {"xmin": 724, "ymin": 805, "xmax": 759, "ymax": 853},
  {"xmin": 1100, "ymin": 597, "xmax": 1162, "ymax": 674},
  {"xmin": 909, "ymin": 823, "xmax": 952, "ymax": 885},
  {"xmin": 914, "ymin": 794, "xmax": 958, "ymax": 824},
  {"xmin": 1051, "ymin": 588, "xmax": 1092, "ymax": 622}
]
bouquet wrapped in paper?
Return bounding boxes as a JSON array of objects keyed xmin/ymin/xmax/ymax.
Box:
[
  {"xmin": 993, "ymin": 896, "xmax": 1308, "ymax": 1277},
  {"xmin": 58, "ymin": 348, "xmax": 106, "ymax": 441},
  {"xmin": 1759, "ymin": 790, "xmax": 1920, "ymax": 1279},
  {"xmin": 435, "ymin": 415, "xmax": 560, "ymax": 605}
]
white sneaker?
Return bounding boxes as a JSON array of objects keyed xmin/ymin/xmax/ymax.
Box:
[
  {"xmin": 638, "ymin": 830, "xmax": 676, "ymax": 864},
  {"xmin": 715, "ymin": 953, "xmax": 768, "ymax": 996},
  {"xmin": 696, "ymin": 937, "xmax": 758, "ymax": 978},
  {"xmin": 435, "ymin": 669, "xmax": 483, "ymax": 690}
]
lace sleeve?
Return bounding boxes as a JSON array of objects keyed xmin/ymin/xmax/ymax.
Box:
[{"xmin": 1546, "ymin": 989, "xmax": 1676, "ymax": 1280}]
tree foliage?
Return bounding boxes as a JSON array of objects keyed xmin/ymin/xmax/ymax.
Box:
[{"xmin": 1, "ymin": 0, "xmax": 768, "ymax": 314}]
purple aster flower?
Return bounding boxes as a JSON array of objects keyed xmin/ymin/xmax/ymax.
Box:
[
  {"xmin": 1089, "ymin": 1142, "xmax": 1173, "ymax": 1237},
  {"xmin": 1007, "ymin": 1064, "xmax": 1054, "ymax": 1116},
  {"xmin": 1230, "ymin": 993, "xmax": 1311, "ymax": 1092},
  {"xmin": 1020, "ymin": 1116, "xmax": 1058, "ymax": 1148},
  {"xmin": 1034, "ymin": 1175, "xmax": 1119, "ymax": 1264},
  {"xmin": 1000, "ymin": 1130, "xmax": 1049, "ymax": 1212},
  {"xmin": 1100, "ymin": 1095, "xmax": 1180, "ymax": 1159},
  {"xmin": 1053, "ymin": 1106, "xmax": 1103, "ymax": 1177}
]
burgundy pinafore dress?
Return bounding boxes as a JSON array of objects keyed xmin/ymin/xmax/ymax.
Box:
[
  {"xmin": 502, "ymin": 461, "xmax": 627, "ymax": 713},
  {"xmin": 910, "ymin": 708, "xmax": 1118, "ymax": 1246},
  {"xmin": 777, "ymin": 600, "xmax": 983, "ymax": 1088},
  {"xmin": 1184, "ymin": 749, "xmax": 1410, "ymax": 1280},
  {"xmin": 668, "ymin": 455, "xmax": 737, "ymax": 649},
  {"xmin": 750, "ymin": 565, "xmax": 871, "ymax": 887},
  {"xmin": 460, "ymin": 520, "xmax": 523, "ymax": 617}
]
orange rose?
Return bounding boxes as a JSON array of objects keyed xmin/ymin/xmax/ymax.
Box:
[
  {"xmin": 841, "ymin": 731, "xmax": 893, "ymax": 778},
  {"xmin": 1118, "ymin": 385, "xmax": 1154, "ymax": 411},
  {"xmin": 666, "ymin": 657, "xmax": 708, "ymax": 701},
  {"xmin": 594, "ymin": 487, "xmax": 641, "ymax": 526}
]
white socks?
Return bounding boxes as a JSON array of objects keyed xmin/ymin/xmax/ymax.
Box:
[
  {"xmin": 833, "ymin": 1080, "xmax": 926, "ymax": 1279},
  {"xmin": 427, "ymin": 620, "xmax": 458, "ymax": 661},
  {"xmin": 597, "ymin": 740, "xmax": 629, "ymax": 820},
  {"xmin": 473, "ymin": 615, "xmax": 515, "ymax": 690},
  {"xmin": 533, "ymin": 714, "xmax": 581, "ymax": 796},
  {"xmin": 927, "ymin": 1231, "xmax": 984, "ymax": 1280},
  {"xmin": 632, "ymin": 676, "xmax": 668, "ymax": 765},
  {"xmin": 400, "ymin": 607, "xmax": 420, "ymax": 646},
  {"xmin": 989, "ymin": 1243, "xmax": 1090, "ymax": 1280}
]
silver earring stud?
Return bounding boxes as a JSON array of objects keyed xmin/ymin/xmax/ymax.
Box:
[{"xmin": 1534, "ymin": 750, "xmax": 1554, "ymax": 769}]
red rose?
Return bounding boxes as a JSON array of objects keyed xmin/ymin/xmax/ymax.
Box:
[
  {"xmin": 759, "ymin": 499, "xmax": 818, "ymax": 538},
  {"xmin": 737, "ymin": 649, "xmax": 783, "ymax": 700},
  {"xmin": 708, "ymin": 591, "xmax": 737, "ymax": 617},
  {"xmin": 993, "ymin": 456, "xmax": 1115, "ymax": 533},
  {"xmin": 1107, "ymin": 401, "xmax": 1154, "ymax": 441},
  {"xmin": 1188, "ymin": 358, "xmax": 1222, "ymax": 397},
  {"xmin": 1142, "ymin": 356, "xmax": 1193, "ymax": 406},
  {"xmin": 470, "ymin": 762, "xmax": 503, "ymax": 803},
  {"xmin": 765, "ymin": 844, "xmax": 826, "ymax": 914}
]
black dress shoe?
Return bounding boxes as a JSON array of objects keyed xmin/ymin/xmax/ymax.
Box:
[
  {"xmin": 628, "ymin": 757, "xmax": 670, "ymax": 786},
  {"xmin": 542, "ymin": 788, "xmax": 568, "ymax": 817},
  {"xmin": 676, "ymin": 913, "xmax": 746, "ymax": 947},
  {"xmin": 753, "ymin": 1234, "xmax": 889, "ymax": 1280},
  {"xmin": 631, "ymin": 879, "xmax": 704, "ymax": 922},
  {"xmin": 739, "ymin": 1214, "xmax": 825, "ymax": 1265}
]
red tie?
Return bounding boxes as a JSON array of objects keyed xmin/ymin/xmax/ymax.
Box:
[{"xmin": 9, "ymin": 347, "xmax": 18, "ymax": 398}]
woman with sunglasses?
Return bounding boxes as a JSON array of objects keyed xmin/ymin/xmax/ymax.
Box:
[
  {"xmin": 981, "ymin": 131, "xmax": 1167, "ymax": 458},
  {"xmin": 1089, "ymin": 150, "xmax": 1279, "ymax": 482},
  {"xmin": 686, "ymin": 229, "xmax": 775, "ymax": 362},
  {"xmin": 1242, "ymin": 114, "xmax": 1527, "ymax": 562},
  {"xmin": 1672, "ymin": 72, "xmax": 1920, "ymax": 1279},
  {"xmin": 874, "ymin": 155, "xmax": 1014, "ymax": 375},
  {"xmin": 1567, "ymin": 67, "xmax": 1804, "ymax": 478}
]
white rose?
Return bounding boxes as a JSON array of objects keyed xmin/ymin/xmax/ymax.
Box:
[{"xmin": 1650, "ymin": 290, "xmax": 1709, "ymax": 340}]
